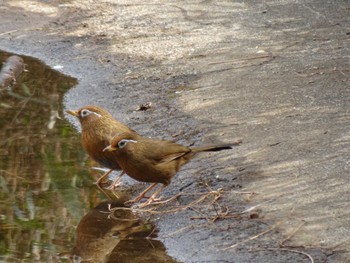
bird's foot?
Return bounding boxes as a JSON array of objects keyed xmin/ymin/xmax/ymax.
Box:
[
  {"xmin": 136, "ymin": 198, "xmax": 158, "ymax": 208},
  {"xmin": 106, "ymin": 182, "xmax": 122, "ymax": 190},
  {"xmin": 93, "ymin": 169, "xmax": 114, "ymax": 189},
  {"xmin": 124, "ymin": 195, "xmax": 150, "ymax": 207},
  {"xmin": 137, "ymin": 192, "xmax": 181, "ymax": 208},
  {"xmin": 93, "ymin": 179, "xmax": 109, "ymax": 189},
  {"xmin": 93, "ymin": 180, "xmax": 102, "ymax": 186}
]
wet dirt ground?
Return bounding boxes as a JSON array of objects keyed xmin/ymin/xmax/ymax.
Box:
[{"xmin": 1, "ymin": 0, "xmax": 350, "ymax": 262}]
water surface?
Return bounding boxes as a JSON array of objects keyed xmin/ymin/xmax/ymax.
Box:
[{"xmin": 0, "ymin": 51, "xmax": 176, "ymax": 263}]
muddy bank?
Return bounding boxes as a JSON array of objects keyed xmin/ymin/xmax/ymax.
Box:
[{"xmin": 1, "ymin": 1, "xmax": 349, "ymax": 262}]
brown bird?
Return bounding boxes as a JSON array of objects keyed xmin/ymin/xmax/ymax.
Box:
[
  {"xmin": 104, "ymin": 132, "xmax": 241, "ymax": 206},
  {"xmin": 66, "ymin": 105, "xmax": 139, "ymax": 188}
]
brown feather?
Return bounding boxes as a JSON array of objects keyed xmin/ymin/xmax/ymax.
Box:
[
  {"xmin": 108, "ymin": 132, "xmax": 239, "ymax": 186},
  {"xmin": 70, "ymin": 105, "xmax": 139, "ymax": 170}
]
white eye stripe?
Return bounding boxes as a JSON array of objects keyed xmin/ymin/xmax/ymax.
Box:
[
  {"xmin": 80, "ymin": 109, "xmax": 102, "ymax": 118},
  {"xmin": 118, "ymin": 139, "xmax": 137, "ymax": 149}
]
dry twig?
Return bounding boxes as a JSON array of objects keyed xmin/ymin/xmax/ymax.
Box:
[
  {"xmin": 208, "ymin": 54, "xmax": 273, "ymax": 65},
  {"xmin": 265, "ymin": 248, "xmax": 314, "ymax": 263},
  {"xmin": 224, "ymin": 223, "xmax": 280, "ymax": 250},
  {"xmin": 280, "ymin": 220, "xmax": 306, "ymax": 247},
  {"xmin": 165, "ymin": 223, "xmax": 209, "ymax": 237},
  {"xmin": 109, "ymin": 188, "xmax": 224, "ymax": 215}
]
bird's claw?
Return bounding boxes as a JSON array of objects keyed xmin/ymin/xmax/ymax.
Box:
[
  {"xmin": 136, "ymin": 197, "xmax": 163, "ymax": 208},
  {"xmin": 106, "ymin": 182, "xmax": 122, "ymax": 190},
  {"xmin": 124, "ymin": 195, "xmax": 152, "ymax": 207}
]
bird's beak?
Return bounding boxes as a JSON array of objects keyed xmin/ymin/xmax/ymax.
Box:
[
  {"xmin": 103, "ymin": 145, "xmax": 117, "ymax": 152},
  {"xmin": 66, "ymin": 109, "xmax": 79, "ymax": 117}
]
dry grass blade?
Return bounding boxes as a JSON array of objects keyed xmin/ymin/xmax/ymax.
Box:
[
  {"xmin": 230, "ymin": 190, "xmax": 258, "ymax": 195},
  {"xmin": 280, "ymin": 220, "xmax": 306, "ymax": 247},
  {"xmin": 165, "ymin": 223, "xmax": 208, "ymax": 237},
  {"xmin": 0, "ymin": 30, "xmax": 18, "ymax": 36},
  {"xmin": 208, "ymin": 54, "xmax": 273, "ymax": 65},
  {"xmin": 223, "ymin": 223, "xmax": 280, "ymax": 250},
  {"xmin": 109, "ymin": 188, "xmax": 225, "ymax": 215},
  {"xmin": 265, "ymin": 248, "xmax": 314, "ymax": 263}
]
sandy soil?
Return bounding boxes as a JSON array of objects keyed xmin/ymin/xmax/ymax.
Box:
[{"xmin": 1, "ymin": 0, "xmax": 349, "ymax": 262}]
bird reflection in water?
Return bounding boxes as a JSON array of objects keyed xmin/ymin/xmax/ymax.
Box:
[{"xmin": 69, "ymin": 200, "xmax": 177, "ymax": 263}]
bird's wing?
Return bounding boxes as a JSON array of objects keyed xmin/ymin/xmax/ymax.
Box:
[{"xmin": 143, "ymin": 139, "xmax": 191, "ymax": 164}]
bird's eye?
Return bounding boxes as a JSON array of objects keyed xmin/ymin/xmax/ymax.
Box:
[
  {"xmin": 80, "ymin": 109, "xmax": 91, "ymax": 118},
  {"xmin": 80, "ymin": 109, "xmax": 102, "ymax": 118},
  {"xmin": 118, "ymin": 139, "xmax": 128, "ymax": 149}
]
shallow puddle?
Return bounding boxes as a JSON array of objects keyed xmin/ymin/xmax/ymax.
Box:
[{"xmin": 0, "ymin": 51, "xmax": 176, "ymax": 262}]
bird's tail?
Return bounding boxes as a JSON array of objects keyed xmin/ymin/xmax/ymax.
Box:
[{"xmin": 191, "ymin": 139, "xmax": 242, "ymax": 153}]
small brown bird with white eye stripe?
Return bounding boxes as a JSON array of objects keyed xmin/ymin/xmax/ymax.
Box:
[
  {"xmin": 104, "ymin": 132, "xmax": 241, "ymax": 207},
  {"xmin": 66, "ymin": 105, "xmax": 140, "ymax": 188}
]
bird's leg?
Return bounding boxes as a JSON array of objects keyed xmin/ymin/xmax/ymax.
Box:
[
  {"xmin": 94, "ymin": 169, "xmax": 113, "ymax": 188},
  {"xmin": 95, "ymin": 183, "xmax": 116, "ymax": 200},
  {"xmin": 125, "ymin": 183, "xmax": 158, "ymax": 206},
  {"xmin": 138, "ymin": 185, "xmax": 167, "ymax": 208},
  {"xmin": 106, "ymin": 171, "xmax": 125, "ymax": 190}
]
